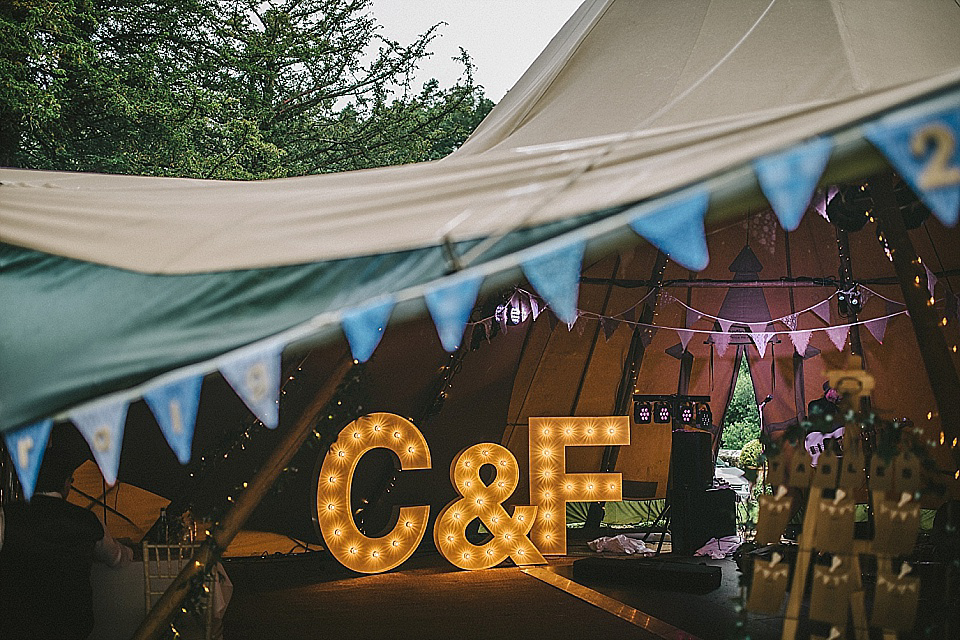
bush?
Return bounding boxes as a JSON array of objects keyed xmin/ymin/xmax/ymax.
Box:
[{"xmin": 739, "ymin": 439, "xmax": 763, "ymax": 469}]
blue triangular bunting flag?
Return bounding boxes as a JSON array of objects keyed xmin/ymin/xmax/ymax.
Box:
[
  {"xmin": 341, "ymin": 297, "xmax": 395, "ymax": 363},
  {"xmin": 521, "ymin": 240, "xmax": 586, "ymax": 325},
  {"xmin": 144, "ymin": 375, "xmax": 203, "ymax": 464},
  {"xmin": 629, "ymin": 190, "xmax": 710, "ymax": 270},
  {"xmin": 3, "ymin": 419, "xmax": 53, "ymax": 500},
  {"xmin": 70, "ymin": 401, "xmax": 129, "ymax": 486},
  {"xmin": 220, "ymin": 343, "xmax": 282, "ymax": 429},
  {"xmin": 424, "ymin": 274, "xmax": 484, "ymax": 352},
  {"xmin": 754, "ymin": 137, "xmax": 833, "ymax": 232},
  {"xmin": 864, "ymin": 106, "xmax": 960, "ymax": 226}
]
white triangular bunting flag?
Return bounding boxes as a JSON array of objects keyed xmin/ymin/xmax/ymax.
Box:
[
  {"xmin": 341, "ymin": 297, "xmax": 395, "ymax": 364},
  {"xmin": 864, "ymin": 317, "xmax": 889, "ymax": 344},
  {"xmin": 629, "ymin": 189, "xmax": 710, "ymax": 270},
  {"xmin": 424, "ymin": 274, "xmax": 484, "ymax": 352},
  {"xmin": 790, "ymin": 330, "xmax": 812, "ymax": 356},
  {"xmin": 713, "ymin": 331, "xmax": 732, "ymax": 357},
  {"xmin": 718, "ymin": 318, "xmax": 734, "ymax": 333},
  {"xmin": 826, "ymin": 325, "xmax": 850, "ymax": 352},
  {"xmin": 70, "ymin": 401, "xmax": 129, "ymax": 486},
  {"xmin": 864, "ymin": 107, "xmax": 960, "ymax": 226},
  {"xmin": 752, "ymin": 332, "xmax": 773, "ymax": 358},
  {"xmin": 812, "ymin": 300, "xmax": 832, "ymax": 324},
  {"xmin": 522, "ymin": 240, "xmax": 585, "ymax": 325},
  {"xmin": 220, "ymin": 343, "xmax": 283, "ymax": 429},
  {"xmin": 924, "ymin": 264, "xmax": 938, "ymax": 297},
  {"xmin": 753, "ymin": 136, "xmax": 833, "ymax": 231},
  {"xmin": 782, "ymin": 314, "xmax": 798, "ymax": 331},
  {"xmin": 2, "ymin": 419, "xmax": 54, "ymax": 501},
  {"xmin": 144, "ymin": 375, "xmax": 204, "ymax": 465},
  {"xmin": 677, "ymin": 329, "xmax": 695, "ymax": 351}
]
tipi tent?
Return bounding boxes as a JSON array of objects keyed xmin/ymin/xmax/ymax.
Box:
[{"xmin": 1, "ymin": 0, "xmax": 959, "ymax": 536}]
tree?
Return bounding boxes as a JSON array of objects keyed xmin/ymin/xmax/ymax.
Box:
[
  {"xmin": 1, "ymin": 0, "xmax": 493, "ymax": 178},
  {"xmin": 720, "ymin": 354, "xmax": 761, "ymax": 450}
]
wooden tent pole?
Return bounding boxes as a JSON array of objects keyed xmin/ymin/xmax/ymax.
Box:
[
  {"xmin": 132, "ymin": 356, "xmax": 354, "ymax": 640},
  {"xmin": 871, "ymin": 173, "xmax": 960, "ymax": 445}
]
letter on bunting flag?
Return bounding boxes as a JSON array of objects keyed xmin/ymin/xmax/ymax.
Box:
[
  {"xmin": 628, "ymin": 189, "xmax": 710, "ymax": 271},
  {"xmin": 220, "ymin": 343, "xmax": 282, "ymax": 429},
  {"xmin": 864, "ymin": 104, "xmax": 960, "ymax": 227},
  {"xmin": 70, "ymin": 402, "xmax": 129, "ymax": 486},
  {"xmin": 424, "ymin": 274, "xmax": 483, "ymax": 352},
  {"xmin": 521, "ymin": 240, "xmax": 585, "ymax": 325},
  {"xmin": 2, "ymin": 419, "xmax": 53, "ymax": 501},
  {"xmin": 144, "ymin": 376, "xmax": 203, "ymax": 465},
  {"xmin": 340, "ymin": 297, "xmax": 395, "ymax": 364},
  {"xmin": 753, "ymin": 137, "xmax": 833, "ymax": 232}
]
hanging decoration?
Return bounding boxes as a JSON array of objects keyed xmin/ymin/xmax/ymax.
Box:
[
  {"xmin": 424, "ymin": 274, "xmax": 484, "ymax": 352},
  {"xmin": 219, "ymin": 343, "xmax": 282, "ymax": 429},
  {"xmin": 826, "ymin": 325, "xmax": 850, "ymax": 352},
  {"xmin": 863, "ymin": 103, "xmax": 960, "ymax": 226},
  {"xmin": 143, "ymin": 375, "xmax": 203, "ymax": 465},
  {"xmin": 714, "ymin": 330, "xmax": 733, "ymax": 357},
  {"xmin": 521, "ymin": 240, "xmax": 585, "ymax": 325},
  {"xmin": 864, "ymin": 317, "xmax": 890, "ymax": 345},
  {"xmin": 340, "ymin": 297, "xmax": 396, "ymax": 364},
  {"xmin": 628, "ymin": 189, "xmax": 710, "ymax": 271},
  {"xmin": 677, "ymin": 329, "xmax": 695, "ymax": 351},
  {"xmin": 70, "ymin": 401, "xmax": 129, "ymax": 486},
  {"xmin": 753, "ymin": 136, "xmax": 833, "ymax": 232},
  {"xmin": 3, "ymin": 419, "xmax": 53, "ymax": 501},
  {"xmin": 924, "ymin": 263, "xmax": 938, "ymax": 298},
  {"xmin": 790, "ymin": 330, "xmax": 813, "ymax": 356},
  {"xmin": 811, "ymin": 300, "xmax": 832, "ymax": 325}
]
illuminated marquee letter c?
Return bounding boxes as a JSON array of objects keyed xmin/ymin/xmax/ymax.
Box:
[{"xmin": 316, "ymin": 413, "xmax": 431, "ymax": 573}]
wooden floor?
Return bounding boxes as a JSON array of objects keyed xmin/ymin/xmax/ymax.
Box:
[{"xmin": 221, "ymin": 552, "xmax": 669, "ymax": 640}]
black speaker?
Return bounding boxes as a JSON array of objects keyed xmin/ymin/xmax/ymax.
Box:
[
  {"xmin": 670, "ymin": 429, "xmax": 713, "ymax": 492},
  {"xmin": 670, "ymin": 488, "xmax": 737, "ymax": 555}
]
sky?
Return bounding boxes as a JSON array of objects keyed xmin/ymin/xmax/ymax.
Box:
[{"xmin": 369, "ymin": 1, "xmax": 584, "ymax": 101}]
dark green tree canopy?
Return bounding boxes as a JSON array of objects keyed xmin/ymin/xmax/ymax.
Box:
[{"xmin": 1, "ymin": 0, "xmax": 493, "ymax": 178}]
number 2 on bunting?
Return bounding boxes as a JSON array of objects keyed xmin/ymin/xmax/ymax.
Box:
[{"xmin": 912, "ymin": 123, "xmax": 960, "ymax": 189}]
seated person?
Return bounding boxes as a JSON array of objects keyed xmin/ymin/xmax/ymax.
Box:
[{"xmin": 0, "ymin": 448, "xmax": 133, "ymax": 640}]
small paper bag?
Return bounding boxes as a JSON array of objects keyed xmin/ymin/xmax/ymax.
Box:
[{"xmin": 747, "ymin": 553, "xmax": 789, "ymax": 614}]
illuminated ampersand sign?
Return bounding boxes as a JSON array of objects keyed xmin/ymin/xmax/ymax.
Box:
[
  {"xmin": 434, "ymin": 444, "xmax": 546, "ymax": 570},
  {"xmin": 529, "ymin": 416, "xmax": 630, "ymax": 555},
  {"xmin": 316, "ymin": 413, "xmax": 431, "ymax": 574}
]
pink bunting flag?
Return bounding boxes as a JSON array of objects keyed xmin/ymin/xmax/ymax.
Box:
[
  {"xmin": 790, "ymin": 330, "xmax": 812, "ymax": 356},
  {"xmin": 859, "ymin": 288, "xmax": 872, "ymax": 307},
  {"xmin": 747, "ymin": 322, "xmax": 769, "ymax": 335},
  {"xmin": 713, "ymin": 331, "xmax": 732, "ymax": 357},
  {"xmin": 718, "ymin": 318, "xmax": 734, "ymax": 333},
  {"xmin": 924, "ymin": 264, "xmax": 938, "ymax": 298},
  {"xmin": 686, "ymin": 308, "xmax": 702, "ymax": 329},
  {"xmin": 864, "ymin": 317, "xmax": 888, "ymax": 344},
  {"xmin": 826, "ymin": 325, "xmax": 850, "ymax": 352},
  {"xmin": 752, "ymin": 332, "xmax": 773, "ymax": 358},
  {"xmin": 811, "ymin": 300, "xmax": 832, "ymax": 325},
  {"xmin": 782, "ymin": 314, "xmax": 798, "ymax": 331},
  {"xmin": 677, "ymin": 329, "xmax": 695, "ymax": 351}
]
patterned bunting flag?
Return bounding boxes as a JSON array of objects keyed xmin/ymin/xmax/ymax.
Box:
[
  {"xmin": 782, "ymin": 314, "xmax": 798, "ymax": 331},
  {"xmin": 2, "ymin": 419, "xmax": 53, "ymax": 501},
  {"xmin": 826, "ymin": 326, "xmax": 850, "ymax": 352},
  {"xmin": 790, "ymin": 330, "xmax": 812, "ymax": 356},
  {"xmin": 341, "ymin": 297, "xmax": 395, "ymax": 364},
  {"xmin": 629, "ymin": 189, "xmax": 711, "ymax": 271},
  {"xmin": 864, "ymin": 318, "xmax": 889, "ymax": 344},
  {"xmin": 752, "ymin": 332, "xmax": 773, "ymax": 358},
  {"xmin": 521, "ymin": 240, "xmax": 585, "ymax": 325},
  {"xmin": 713, "ymin": 331, "xmax": 732, "ymax": 357},
  {"xmin": 864, "ymin": 104, "xmax": 960, "ymax": 227},
  {"xmin": 70, "ymin": 401, "xmax": 129, "ymax": 486},
  {"xmin": 219, "ymin": 342, "xmax": 282, "ymax": 429},
  {"xmin": 601, "ymin": 317, "xmax": 620, "ymax": 341},
  {"xmin": 424, "ymin": 274, "xmax": 484, "ymax": 352},
  {"xmin": 924, "ymin": 264, "xmax": 938, "ymax": 297},
  {"xmin": 812, "ymin": 300, "xmax": 832, "ymax": 325},
  {"xmin": 144, "ymin": 375, "xmax": 203, "ymax": 465},
  {"xmin": 753, "ymin": 136, "xmax": 833, "ymax": 232}
]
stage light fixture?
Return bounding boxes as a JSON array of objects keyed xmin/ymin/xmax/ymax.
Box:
[
  {"xmin": 837, "ymin": 286, "xmax": 862, "ymax": 317},
  {"xmin": 634, "ymin": 401, "xmax": 652, "ymax": 424},
  {"xmin": 697, "ymin": 404, "xmax": 713, "ymax": 430},
  {"xmin": 679, "ymin": 401, "xmax": 695, "ymax": 425},
  {"xmin": 654, "ymin": 402, "xmax": 672, "ymax": 424}
]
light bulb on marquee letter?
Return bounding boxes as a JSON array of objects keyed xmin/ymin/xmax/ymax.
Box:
[
  {"xmin": 529, "ymin": 417, "xmax": 629, "ymax": 554},
  {"xmin": 317, "ymin": 413, "xmax": 431, "ymax": 573},
  {"xmin": 434, "ymin": 443, "xmax": 545, "ymax": 570}
]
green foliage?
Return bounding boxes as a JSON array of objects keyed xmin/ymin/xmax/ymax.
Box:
[
  {"xmin": 739, "ymin": 438, "xmax": 762, "ymax": 469},
  {"xmin": 1, "ymin": 0, "xmax": 493, "ymax": 177},
  {"xmin": 720, "ymin": 355, "xmax": 760, "ymax": 450}
]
